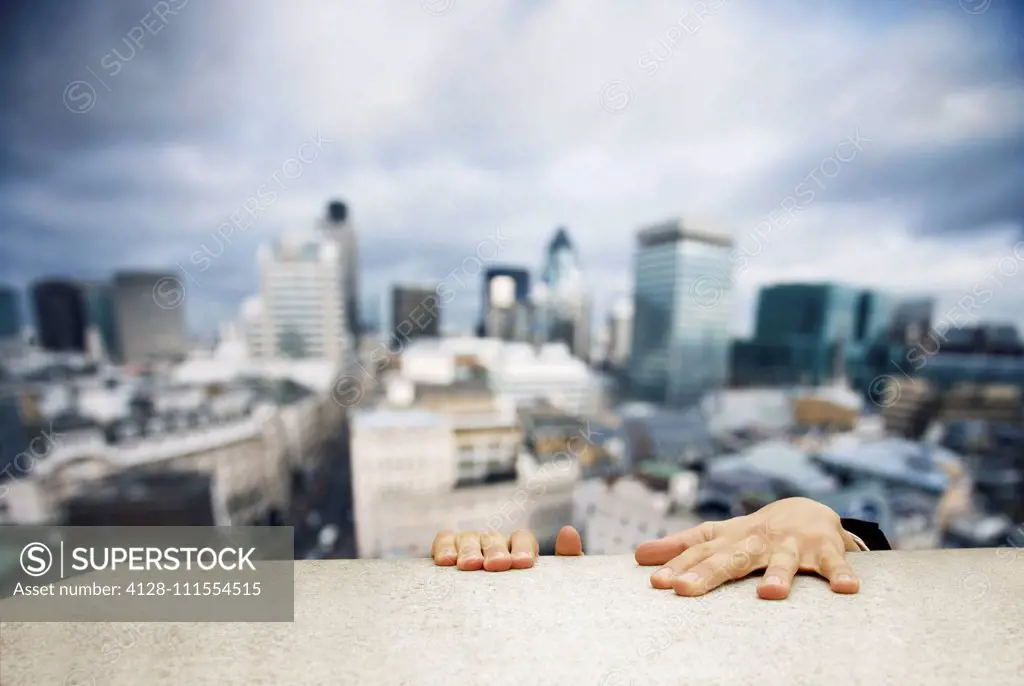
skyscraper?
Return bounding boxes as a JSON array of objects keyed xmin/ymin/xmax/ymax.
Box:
[
  {"xmin": 318, "ymin": 200, "xmax": 360, "ymax": 338},
  {"xmin": 483, "ymin": 275, "xmax": 532, "ymax": 341},
  {"xmin": 256, "ymin": 233, "xmax": 350, "ymax": 361},
  {"xmin": 888, "ymin": 297, "xmax": 934, "ymax": 345},
  {"xmin": 628, "ymin": 218, "xmax": 734, "ymax": 407},
  {"xmin": 478, "ymin": 266, "xmax": 530, "ymax": 335},
  {"xmin": 0, "ymin": 285, "xmax": 21, "ymax": 342},
  {"xmin": 31, "ymin": 279, "xmax": 88, "ymax": 353},
  {"xmin": 392, "ymin": 285, "xmax": 440, "ymax": 339},
  {"xmin": 83, "ymin": 281, "xmax": 120, "ymax": 361},
  {"xmin": 113, "ymin": 271, "xmax": 188, "ymax": 364},
  {"xmin": 733, "ymin": 282, "xmax": 896, "ymax": 388},
  {"xmin": 538, "ymin": 227, "xmax": 590, "ymax": 360},
  {"xmin": 607, "ymin": 297, "xmax": 634, "ymax": 369}
]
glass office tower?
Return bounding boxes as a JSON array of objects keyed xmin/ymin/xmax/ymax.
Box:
[
  {"xmin": 0, "ymin": 285, "xmax": 21, "ymax": 340},
  {"xmin": 628, "ymin": 219, "xmax": 734, "ymax": 407}
]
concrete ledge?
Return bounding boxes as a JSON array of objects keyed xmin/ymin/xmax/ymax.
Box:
[{"xmin": 2, "ymin": 549, "xmax": 1022, "ymax": 685}]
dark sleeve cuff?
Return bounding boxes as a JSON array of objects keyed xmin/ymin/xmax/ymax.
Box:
[{"xmin": 840, "ymin": 518, "xmax": 892, "ymax": 551}]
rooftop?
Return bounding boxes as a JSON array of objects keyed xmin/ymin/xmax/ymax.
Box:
[
  {"xmin": 1, "ymin": 550, "xmax": 1021, "ymax": 684},
  {"xmin": 817, "ymin": 438, "xmax": 960, "ymax": 492},
  {"xmin": 352, "ymin": 408, "xmax": 447, "ymax": 430},
  {"xmin": 710, "ymin": 440, "xmax": 838, "ymax": 493},
  {"xmin": 636, "ymin": 216, "xmax": 733, "ymax": 248}
]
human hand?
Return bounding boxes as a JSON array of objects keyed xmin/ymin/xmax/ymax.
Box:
[
  {"xmin": 431, "ymin": 525, "xmax": 583, "ymax": 571},
  {"xmin": 635, "ymin": 497, "xmax": 862, "ymax": 600}
]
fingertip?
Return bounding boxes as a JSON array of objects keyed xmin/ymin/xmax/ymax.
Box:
[
  {"xmin": 650, "ymin": 567, "xmax": 674, "ymax": 589},
  {"xmin": 757, "ymin": 578, "xmax": 790, "ymax": 600},
  {"xmin": 672, "ymin": 572, "xmax": 706, "ymax": 597},
  {"xmin": 434, "ymin": 551, "xmax": 457, "ymax": 566},
  {"xmin": 634, "ymin": 547, "xmax": 654, "ymax": 566},
  {"xmin": 830, "ymin": 574, "xmax": 860, "ymax": 594},
  {"xmin": 510, "ymin": 552, "xmax": 535, "ymax": 569},
  {"xmin": 457, "ymin": 555, "xmax": 484, "ymax": 571},
  {"xmin": 483, "ymin": 552, "xmax": 512, "ymax": 572},
  {"xmin": 555, "ymin": 526, "xmax": 583, "ymax": 556},
  {"xmin": 634, "ymin": 541, "xmax": 671, "ymax": 566}
]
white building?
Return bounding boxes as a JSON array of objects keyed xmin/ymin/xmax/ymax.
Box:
[
  {"xmin": 487, "ymin": 342, "xmax": 602, "ymax": 417},
  {"xmin": 350, "ymin": 406, "xmax": 580, "ymax": 558},
  {"xmin": 256, "ymin": 232, "xmax": 351, "ymax": 362},
  {"xmin": 397, "ymin": 337, "xmax": 603, "ymax": 418},
  {"xmin": 350, "ymin": 409, "xmax": 458, "ymax": 557},
  {"xmin": 573, "ymin": 475, "xmax": 700, "ymax": 554},
  {"xmin": 398, "ymin": 345, "xmax": 457, "ymax": 386}
]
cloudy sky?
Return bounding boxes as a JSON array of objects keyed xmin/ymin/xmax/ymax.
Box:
[{"xmin": 1, "ymin": 0, "xmax": 1022, "ymax": 339}]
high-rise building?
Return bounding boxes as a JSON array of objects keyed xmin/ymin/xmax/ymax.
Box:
[
  {"xmin": 392, "ymin": 285, "xmax": 440, "ymax": 339},
  {"xmin": 628, "ymin": 218, "xmax": 734, "ymax": 407},
  {"xmin": 733, "ymin": 283, "xmax": 894, "ymax": 388},
  {"xmin": 607, "ymin": 297, "xmax": 634, "ymax": 368},
  {"xmin": 31, "ymin": 279, "xmax": 88, "ymax": 353},
  {"xmin": 888, "ymin": 297, "xmax": 934, "ymax": 345},
  {"xmin": 538, "ymin": 227, "xmax": 590, "ymax": 360},
  {"xmin": 318, "ymin": 200, "xmax": 360, "ymax": 338},
  {"xmin": 0, "ymin": 285, "xmax": 22, "ymax": 343},
  {"xmin": 478, "ymin": 266, "xmax": 530, "ymax": 335},
  {"xmin": 483, "ymin": 275, "xmax": 532, "ymax": 342},
  {"xmin": 113, "ymin": 271, "xmax": 188, "ymax": 364},
  {"xmin": 256, "ymin": 233, "xmax": 350, "ymax": 361},
  {"xmin": 361, "ymin": 293, "xmax": 382, "ymax": 335},
  {"xmin": 82, "ymin": 281, "xmax": 120, "ymax": 361}
]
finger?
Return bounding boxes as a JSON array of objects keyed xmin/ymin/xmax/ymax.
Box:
[
  {"xmin": 649, "ymin": 542, "xmax": 715, "ymax": 589},
  {"xmin": 455, "ymin": 531, "xmax": 484, "ymax": 571},
  {"xmin": 818, "ymin": 545, "xmax": 860, "ymax": 594},
  {"xmin": 481, "ymin": 531, "xmax": 512, "ymax": 572},
  {"xmin": 431, "ymin": 530, "xmax": 458, "ymax": 566},
  {"xmin": 509, "ymin": 530, "xmax": 539, "ymax": 568},
  {"xmin": 555, "ymin": 526, "xmax": 583, "ymax": 556},
  {"xmin": 673, "ymin": 544, "xmax": 759, "ymax": 597},
  {"xmin": 635, "ymin": 521, "xmax": 715, "ymax": 566},
  {"xmin": 757, "ymin": 539, "xmax": 800, "ymax": 600}
]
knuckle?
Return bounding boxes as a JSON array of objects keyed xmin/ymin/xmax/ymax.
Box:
[{"xmin": 801, "ymin": 532, "xmax": 832, "ymax": 549}]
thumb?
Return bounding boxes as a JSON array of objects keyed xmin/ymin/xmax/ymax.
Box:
[{"xmin": 554, "ymin": 526, "xmax": 583, "ymax": 556}]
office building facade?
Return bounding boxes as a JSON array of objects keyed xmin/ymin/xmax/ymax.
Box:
[
  {"xmin": 318, "ymin": 200, "xmax": 360, "ymax": 338},
  {"xmin": 483, "ymin": 275, "xmax": 532, "ymax": 342},
  {"xmin": 392, "ymin": 285, "xmax": 440, "ymax": 339},
  {"xmin": 257, "ymin": 234, "xmax": 350, "ymax": 361},
  {"xmin": 628, "ymin": 218, "xmax": 734, "ymax": 407},
  {"xmin": 83, "ymin": 281, "xmax": 120, "ymax": 361},
  {"xmin": 31, "ymin": 279, "xmax": 88, "ymax": 353},
  {"xmin": 113, "ymin": 271, "xmax": 188, "ymax": 364},
  {"xmin": 733, "ymin": 283, "xmax": 896, "ymax": 388},
  {"xmin": 0, "ymin": 285, "xmax": 22, "ymax": 352},
  {"xmin": 479, "ymin": 266, "xmax": 530, "ymax": 336}
]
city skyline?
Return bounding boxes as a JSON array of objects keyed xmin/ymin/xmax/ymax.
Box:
[{"xmin": 1, "ymin": 1, "xmax": 1022, "ymax": 338}]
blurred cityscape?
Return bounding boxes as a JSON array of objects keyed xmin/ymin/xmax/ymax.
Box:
[{"xmin": 2, "ymin": 199, "xmax": 1023, "ymax": 571}]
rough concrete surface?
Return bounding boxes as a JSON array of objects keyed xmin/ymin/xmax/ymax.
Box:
[{"xmin": 1, "ymin": 549, "xmax": 1022, "ymax": 685}]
